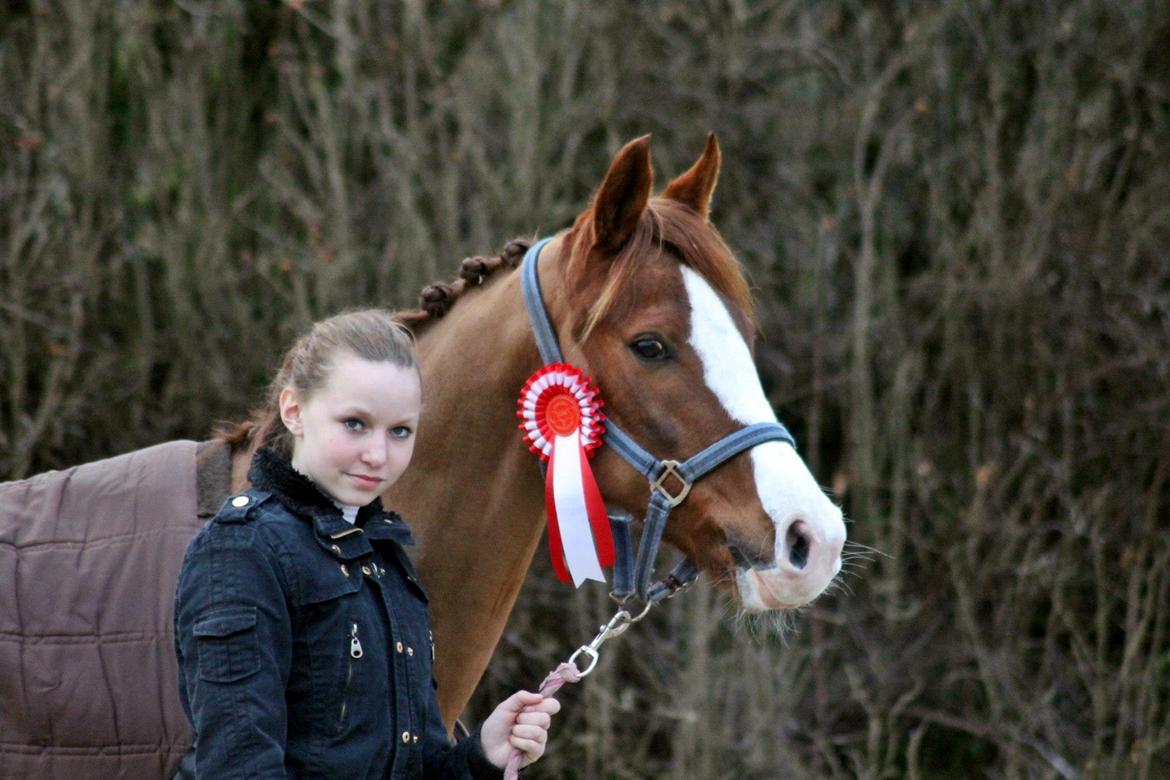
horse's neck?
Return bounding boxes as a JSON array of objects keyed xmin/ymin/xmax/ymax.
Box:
[{"xmin": 389, "ymin": 266, "xmax": 558, "ymax": 726}]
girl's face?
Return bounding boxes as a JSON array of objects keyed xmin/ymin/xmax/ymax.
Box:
[{"xmin": 279, "ymin": 351, "xmax": 422, "ymax": 506}]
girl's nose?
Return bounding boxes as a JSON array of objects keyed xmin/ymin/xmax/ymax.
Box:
[{"xmin": 362, "ymin": 436, "xmax": 388, "ymax": 466}]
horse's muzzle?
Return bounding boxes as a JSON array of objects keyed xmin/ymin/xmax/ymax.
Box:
[{"xmin": 732, "ymin": 514, "xmax": 844, "ymax": 610}]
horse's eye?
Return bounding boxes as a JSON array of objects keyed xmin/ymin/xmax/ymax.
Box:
[{"xmin": 630, "ymin": 336, "xmax": 669, "ymax": 361}]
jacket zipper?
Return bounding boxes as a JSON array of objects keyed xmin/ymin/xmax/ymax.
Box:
[
  {"xmin": 339, "ymin": 622, "xmax": 363, "ymax": 727},
  {"xmin": 349, "ymin": 622, "xmax": 363, "ymax": 658}
]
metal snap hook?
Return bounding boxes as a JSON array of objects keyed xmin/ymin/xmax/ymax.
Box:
[{"xmin": 567, "ymin": 644, "xmax": 600, "ymax": 677}]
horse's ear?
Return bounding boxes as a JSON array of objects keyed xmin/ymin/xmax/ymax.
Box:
[
  {"xmin": 589, "ymin": 134, "xmax": 653, "ymax": 254},
  {"xmin": 661, "ymin": 132, "xmax": 721, "ymax": 220}
]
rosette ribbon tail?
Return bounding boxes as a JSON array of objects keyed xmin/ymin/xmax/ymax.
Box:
[
  {"xmin": 543, "ymin": 442, "xmax": 571, "ymax": 584},
  {"xmin": 580, "ymin": 443, "xmax": 615, "ymax": 567},
  {"xmin": 546, "ymin": 429, "xmax": 611, "ymax": 587}
]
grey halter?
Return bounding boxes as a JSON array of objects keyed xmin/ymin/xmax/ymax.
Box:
[{"xmin": 520, "ymin": 237, "xmax": 797, "ymax": 604}]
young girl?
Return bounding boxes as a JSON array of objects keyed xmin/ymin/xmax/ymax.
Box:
[{"xmin": 175, "ymin": 309, "xmax": 559, "ymax": 778}]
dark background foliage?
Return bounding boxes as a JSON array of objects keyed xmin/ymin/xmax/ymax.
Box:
[{"xmin": 2, "ymin": 1, "xmax": 1168, "ymax": 777}]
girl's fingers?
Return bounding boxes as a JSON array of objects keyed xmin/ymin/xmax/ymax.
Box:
[
  {"xmin": 505, "ymin": 690, "xmax": 543, "ymax": 711},
  {"xmin": 503, "ymin": 691, "xmax": 557, "ymax": 768},
  {"xmin": 510, "ymin": 724, "xmax": 547, "ymax": 743},
  {"xmin": 515, "ymin": 711, "xmax": 551, "ymax": 728},
  {"xmin": 509, "ymin": 735, "xmax": 545, "ymax": 758},
  {"xmin": 521, "ymin": 696, "xmax": 561, "ymax": 716}
]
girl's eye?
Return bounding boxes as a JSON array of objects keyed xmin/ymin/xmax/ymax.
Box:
[
  {"xmin": 343, "ymin": 418, "xmax": 365, "ymax": 432},
  {"xmin": 630, "ymin": 335, "xmax": 670, "ymax": 362},
  {"xmin": 391, "ymin": 426, "xmax": 413, "ymax": 439}
]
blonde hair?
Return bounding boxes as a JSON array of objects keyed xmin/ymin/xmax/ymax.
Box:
[{"xmin": 220, "ymin": 309, "xmax": 417, "ymax": 458}]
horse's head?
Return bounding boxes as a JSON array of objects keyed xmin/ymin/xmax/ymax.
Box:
[{"xmin": 550, "ymin": 134, "xmax": 845, "ymax": 611}]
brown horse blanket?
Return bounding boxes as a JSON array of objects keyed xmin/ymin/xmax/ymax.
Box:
[{"xmin": 0, "ymin": 439, "xmax": 231, "ymax": 779}]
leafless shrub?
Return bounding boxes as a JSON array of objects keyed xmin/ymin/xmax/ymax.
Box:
[{"xmin": 2, "ymin": 1, "xmax": 1167, "ymax": 776}]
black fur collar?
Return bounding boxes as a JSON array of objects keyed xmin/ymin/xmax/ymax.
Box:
[{"xmin": 247, "ymin": 446, "xmax": 386, "ymax": 524}]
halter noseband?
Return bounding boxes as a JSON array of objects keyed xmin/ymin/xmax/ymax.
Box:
[{"xmin": 520, "ymin": 237, "xmax": 797, "ymax": 604}]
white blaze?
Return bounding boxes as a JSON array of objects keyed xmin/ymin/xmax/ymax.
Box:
[{"xmin": 681, "ymin": 267, "xmax": 845, "ymax": 607}]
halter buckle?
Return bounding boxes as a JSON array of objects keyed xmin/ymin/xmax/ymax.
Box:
[{"xmin": 651, "ymin": 460, "xmax": 692, "ymax": 507}]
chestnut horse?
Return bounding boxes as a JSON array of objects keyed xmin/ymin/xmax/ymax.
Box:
[
  {"xmin": 0, "ymin": 134, "xmax": 844, "ymax": 776},
  {"xmin": 383, "ymin": 133, "xmax": 845, "ymax": 721}
]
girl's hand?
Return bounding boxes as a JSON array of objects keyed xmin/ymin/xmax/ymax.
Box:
[{"xmin": 480, "ymin": 690, "xmax": 561, "ymax": 769}]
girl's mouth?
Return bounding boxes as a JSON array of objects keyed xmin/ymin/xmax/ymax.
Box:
[{"xmin": 348, "ymin": 474, "xmax": 383, "ymax": 488}]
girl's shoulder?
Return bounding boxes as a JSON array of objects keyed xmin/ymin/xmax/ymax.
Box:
[
  {"xmin": 204, "ymin": 488, "xmax": 371, "ymax": 607},
  {"xmin": 211, "ymin": 487, "xmax": 277, "ymax": 525},
  {"xmin": 188, "ymin": 488, "xmax": 308, "ymax": 558},
  {"xmin": 203, "ymin": 488, "xmax": 284, "ymax": 536},
  {"xmin": 184, "ymin": 489, "xmax": 329, "ymax": 599}
]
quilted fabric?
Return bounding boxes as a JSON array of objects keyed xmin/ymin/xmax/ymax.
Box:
[{"xmin": 0, "ymin": 440, "xmax": 206, "ymax": 778}]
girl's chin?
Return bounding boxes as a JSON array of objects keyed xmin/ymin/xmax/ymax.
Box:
[{"xmin": 333, "ymin": 477, "xmax": 383, "ymax": 502}]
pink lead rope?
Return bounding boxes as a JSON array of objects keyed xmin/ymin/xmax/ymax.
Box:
[
  {"xmin": 503, "ymin": 661, "xmax": 584, "ymax": 780},
  {"xmin": 499, "ymin": 606, "xmax": 653, "ymax": 779}
]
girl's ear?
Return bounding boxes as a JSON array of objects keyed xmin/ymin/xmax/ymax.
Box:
[{"xmin": 278, "ymin": 387, "xmax": 304, "ymax": 436}]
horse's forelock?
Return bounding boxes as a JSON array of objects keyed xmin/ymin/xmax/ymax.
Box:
[
  {"xmin": 570, "ymin": 198, "xmax": 754, "ymax": 341},
  {"xmin": 653, "ymin": 199, "xmax": 753, "ymax": 320}
]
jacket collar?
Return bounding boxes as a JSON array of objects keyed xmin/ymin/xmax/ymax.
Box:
[{"xmin": 248, "ymin": 447, "xmax": 415, "ymax": 550}]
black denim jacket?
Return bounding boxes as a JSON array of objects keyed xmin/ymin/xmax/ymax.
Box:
[{"xmin": 174, "ymin": 448, "xmax": 502, "ymax": 779}]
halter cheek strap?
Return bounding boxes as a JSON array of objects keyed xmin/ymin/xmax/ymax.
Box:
[{"xmin": 520, "ymin": 238, "xmax": 796, "ymax": 602}]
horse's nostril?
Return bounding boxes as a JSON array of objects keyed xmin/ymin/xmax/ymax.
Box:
[
  {"xmin": 728, "ymin": 544, "xmax": 751, "ymax": 568},
  {"xmin": 786, "ymin": 522, "xmax": 810, "ymax": 570}
]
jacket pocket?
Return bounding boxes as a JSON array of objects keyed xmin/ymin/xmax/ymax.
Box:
[{"xmin": 193, "ymin": 605, "xmax": 259, "ymax": 683}]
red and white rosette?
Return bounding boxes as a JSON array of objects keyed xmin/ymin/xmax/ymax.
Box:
[{"xmin": 517, "ymin": 363, "xmax": 615, "ymax": 587}]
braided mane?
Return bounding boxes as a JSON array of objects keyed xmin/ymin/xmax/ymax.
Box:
[
  {"xmin": 396, "ymin": 237, "xmax": 534, "ymax": 330},
  {"xmin": 402, "ymin": 199, "xmax": 753, "ymax": 334}
]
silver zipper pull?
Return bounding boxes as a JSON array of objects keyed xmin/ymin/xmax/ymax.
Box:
[{"xmin": 350, "ymin": 623, "xmax": 363, "ymax": 659}]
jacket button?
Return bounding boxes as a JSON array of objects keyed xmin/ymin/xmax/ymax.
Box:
[
  {"xmin": 401, "ymin": 731, "xmax": 410, "ymax": 744},
  {"xmin": 406, "ymin": 646, "xmax": 414, "ymax": 657},
  {"xmin": 361, "ymin": 564, "xmax": 372, "ymax": 576},
  {"xmin": 340, "ymin": 564, "xmax": 349, "ymax": 577},
  {"xmin": 330, "ymin": 544, "xmax": 342, "ymax": 556},
  {"xmin": 230, "ymin": 496, "xmax": 249, "ymax": 508},
  {"xmin": 396, "ymin": 641, "xmax": 403, "ymax": 653}
]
